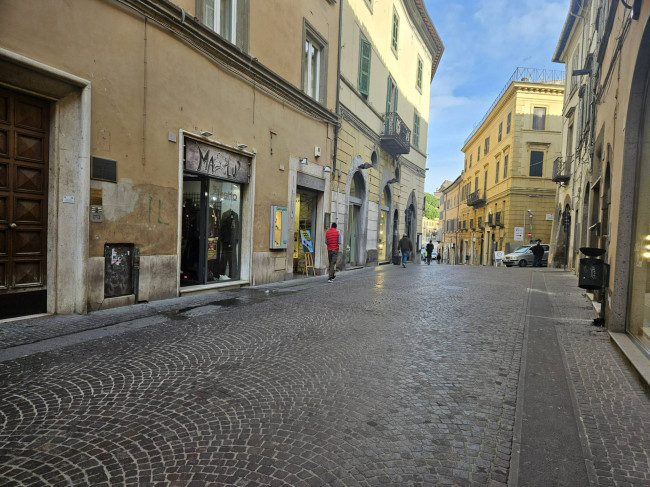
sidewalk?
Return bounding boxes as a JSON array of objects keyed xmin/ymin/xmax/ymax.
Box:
[{"xmin": 511, "ymin": 270, "xmax": 650, "ymax": 487}]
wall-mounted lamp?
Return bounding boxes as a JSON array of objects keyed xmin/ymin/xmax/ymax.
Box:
[
  {"xmin": 357, "ymin": 162, "xmax": 373, "ymax": 170},
  {"xmin": 236, "ymin": 143, "xmax": 248, "ymax": 149},
  {"xmin": 299, "ymin": 158, "xmax": 308, "ymax": 165},
  {"xmin": 323, "ymin": 166, "xmax": 331, "ymax": 173},
  {"xmin": 200, "ymin": 130, "xmax": 213, "ymax": 137}
]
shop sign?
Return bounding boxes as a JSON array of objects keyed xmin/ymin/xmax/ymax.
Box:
[{"xmin": 184, "ymin": 138, "xmax": 250, "ymax": 183}]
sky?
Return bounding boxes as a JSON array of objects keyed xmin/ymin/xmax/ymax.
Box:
[{"xmin": 423, "ymin": 0, "xmax": 570, "ymax": 195}]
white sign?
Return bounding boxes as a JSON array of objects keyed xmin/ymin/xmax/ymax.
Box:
[
  {"xmin": 494, "ymin": 251, "xmax": 504, "ymax": 265},
  {"xmin": 514, "ymin": 227, "xmax": 524, "ymax": 241},
  {"xmin": 63, "ymin": 195, "xmax": 75, "ymax": 204},
  {"xmin": 546, "ymin": 213, "xmax": 553, "ymax": 221}
]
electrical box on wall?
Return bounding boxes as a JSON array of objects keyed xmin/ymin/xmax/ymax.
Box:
[
  {"xmin": 314, "ymin": 146, "xmax": 321, "ymax": 158},
  {"xmin": 270, "ymin": 206, "xmax": 288, "ymax": 249}
]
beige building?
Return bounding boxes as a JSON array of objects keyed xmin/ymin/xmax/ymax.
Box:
[
  {"xmin": 334, "ymin": 0, "xmax": 443, "ymax": 267},
  {"xmin": 552, "ymin": 0, "xmax": 650, "ymax": 368},
  {"xmin": 422, "ymin": 216, "xmax": 439, "ymax": 242},
  {"xmin": 0, "ymin": 0, "xmax": 339, "ymax": 317},
  {"xmin": 439, "ymin": 176, "xmax": 461, "ymax": 264},
  {"xmin": 458, "ymin": 69, "xmax": 564, "ymax": 266}
]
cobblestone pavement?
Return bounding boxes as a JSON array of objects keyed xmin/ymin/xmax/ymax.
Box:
[{"xmin": 0, "ymin": 264, "xmax": 648, "ymax": 486}]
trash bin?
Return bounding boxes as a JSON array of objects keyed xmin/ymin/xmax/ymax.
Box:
[{"xmin": 578, "ymin": 257, "xmax": 605, "ymax": 290}]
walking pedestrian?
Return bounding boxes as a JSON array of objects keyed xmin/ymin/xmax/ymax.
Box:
[
  {"xmin": 436, "ymin": 247, "xmax": 441, "ymax": 264},
  {"xmin": 325, "ymin": 223, "xmax": 340, "ymax": 282},
  {"xmin": 532, "ymin": 240, "xmax": 544, "ymax": 267},
  {"xmin": 426, "ymin": 240, "xmax": 434, "ymax": 265},
  {"xmin": 398, "ymin": 234, "xmax": 413, "ymax": 268}
]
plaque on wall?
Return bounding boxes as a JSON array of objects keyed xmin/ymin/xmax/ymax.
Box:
[{"xmin": 184, "ymin": 138, "xmax": 250, "ymax": 183}]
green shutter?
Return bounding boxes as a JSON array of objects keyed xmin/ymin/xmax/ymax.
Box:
[
  {"xmin": 386, "ymin": 76, "xmax": 393, "ymax": 114},
  {"xmin": 413, "ymin": 112, "xmax": 420, "ymax": 148},
  {"xmin": 358, "ymin": 39, "xmax": 371, "ymax": 96}
]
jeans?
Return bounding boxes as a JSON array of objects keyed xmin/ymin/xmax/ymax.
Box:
[
  {"xmin": 328, "ymin": 250, "xmax": 338, "ymax": 279},
  {"xmin": 401, "ymin": 250, "xmax": 410, "ymax": 264}
]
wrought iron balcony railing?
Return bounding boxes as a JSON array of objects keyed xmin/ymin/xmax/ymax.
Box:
[
  {"xmin": 552, "ymin": 156, "xmax": 571, "ymax": 183},
  {"xmin": 467, "ymin": 189, "xmax": 486, "ymax": 207},
  {"xmin": 381, "ymin": 112, "xmax": 411, "ymax": 155}
]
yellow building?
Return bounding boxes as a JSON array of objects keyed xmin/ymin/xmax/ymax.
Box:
[
  {"xmin": 553, "ymin": 0, "xmax": 650, "ymax": 366},
  {"xmin": 459, "ymin": 68, "xmax": 564, "ymax": 266},
  {"xmin": 334, "ymin": 0, "xmax": 443, "ymax": 267},
  {"xmin": 439, "ymin": 176, "xmax": 461, "ymax": 264},
  {"xmin": 0, "ymin": 0, "xmax": 339, "ymax": 316},
  {"xmin": 422, "ymin": 216, "xmax": 439, "ymax": 242}
]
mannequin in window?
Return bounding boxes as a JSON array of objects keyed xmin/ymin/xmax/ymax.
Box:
[{"xmin": 217, "ymin": 209, "xmax": 239, "ymax": 278}]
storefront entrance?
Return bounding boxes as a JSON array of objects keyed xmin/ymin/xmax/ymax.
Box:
[
  {"xmin": 0, "ymin": 88, "xmax": 49, "ymax": 319},
  {"xmin": 293, "ymin": 189, "xmax": 317, "ymax": 274},
  {"xmin": 181, "ymin": 137, "xmax": 249, "ymax": 287},
  {"xmin": 378, "ymin": 187, "xmax": 391, "ymax": 262}
]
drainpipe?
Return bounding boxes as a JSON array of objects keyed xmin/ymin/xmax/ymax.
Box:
[{"xmin": 332, "ymin": 0, "xmax": 343, "ymax": 179}]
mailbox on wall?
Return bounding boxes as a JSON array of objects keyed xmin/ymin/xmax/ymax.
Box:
[{"xmin": 270, "ymin": 205, "xmax": 288, "ymax": 249}]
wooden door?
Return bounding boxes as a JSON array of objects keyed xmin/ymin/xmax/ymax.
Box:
[{"xmin": 0, "ymin": 88, "xmax": 49, "ymax": 316}]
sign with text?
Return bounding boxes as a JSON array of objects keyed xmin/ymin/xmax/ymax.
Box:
[
  {"xmin": 494, "ymin": 251, "xmax": 504, "ymax": 265},
  {"xmin": 184, "ymin": 138, "xmax": 250, "ymax": 183},
  {"xmin": 514, "ymin": 227, "xmax": 524, "ymax": 241}
]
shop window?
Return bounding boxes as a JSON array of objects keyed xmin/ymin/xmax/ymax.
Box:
[{"xmin": 181, "ymin": 175, "xmax": 242, "ymax": 285}]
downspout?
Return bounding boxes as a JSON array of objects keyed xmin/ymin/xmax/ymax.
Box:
[{"xmin": 332, "ymin": 0, "xmax": 343, "ymax": 225}]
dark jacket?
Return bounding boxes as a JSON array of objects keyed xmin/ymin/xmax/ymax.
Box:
[
  {"xmin": 398, "ymin": 236, "xmax": 413, "ymax": 252},
  {"xmin": 426, "ymin": 242, "xmax": 434, "ymax": 254},
  {"xmin": 532, "ymin": 244, "xmax": 544, "ymax": 257}
]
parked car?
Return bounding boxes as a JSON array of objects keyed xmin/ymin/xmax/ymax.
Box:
[{"xmin": 503, "ymin": 244, "xmax": 549, "ymax": 267}]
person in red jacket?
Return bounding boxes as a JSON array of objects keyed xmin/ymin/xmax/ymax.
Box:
[{"xmin": 325, "ymin": 222, "xmax": 340, "ymax": 283}]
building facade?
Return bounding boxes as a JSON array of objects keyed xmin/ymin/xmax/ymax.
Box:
[
  {"xmin": 552, "ymin": 0, "xmax": 650, "ymax": 362},
  {"xmin": 439, "ymin": 176, "xmax": 461, "ymax": 264},
  {"xmin": 0, "ymin": 0, "xmax": 339, "ymax": 317},
  {"xmin": 334, "ymin": 0, "xmax": 443, "ymax": 268},
  {"xmin": 458, "ymin": 69, "xmax": 564, "ymax": 266}
]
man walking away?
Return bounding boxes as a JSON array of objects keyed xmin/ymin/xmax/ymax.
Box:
[
  {"xmin": 325, "ymin": 223, "xmax": 340, "ymax": 282},
  {"xmin": 426, "ymin": 240, "xmax": 434, "ymax": 265},
  {"xmin": 532, "ymin": 241, "xmax": 544, "ymax": 267},
  {"xmin": 398, "ymin": 234, "xmax": 413, "ymax": 268}
]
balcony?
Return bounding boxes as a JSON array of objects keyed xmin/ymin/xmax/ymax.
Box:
[
  {"xmin": 381, "ymin": 112, "xmax": 411, "ymax": 155},
  {"xmin": 467, "ymin": 190, "xmax": 486, "ymax": 207},
  {"xmin": 552, "ymin": 156, "xmax": 571, "ymax": 183}
]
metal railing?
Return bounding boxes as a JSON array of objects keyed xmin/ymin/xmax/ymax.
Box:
[
  {"xmin": 381, "ymin": 112, "xmax": 411, "ymax": 154},
  {"xmin": 552, "ymin": 156, "xmax": 571, "ymax": 183},
  {"xmin": 464, "ymin": 67, "xmax": 565, "ymax": 146},
  {"xmin": 467, "ymin": 189, "xmax": 486, "ymax": 207}
]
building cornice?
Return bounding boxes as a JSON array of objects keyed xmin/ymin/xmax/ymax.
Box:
[
  {"xmin": 340, "ymin": 103, "xmax": 380, "ymax": 145},
  {"xmin": 404, "ymin": 0, "xmax": 444, "ymax": 81},
  {"xmin": 113, "ymin": 0, "xmax": 338, "ymax": 125}
]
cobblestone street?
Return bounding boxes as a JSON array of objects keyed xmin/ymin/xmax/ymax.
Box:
[{"xmin": 1, "ymin": 264, "xmax": 649, "ymax": 486}]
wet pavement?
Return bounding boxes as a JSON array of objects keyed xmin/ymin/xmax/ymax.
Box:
[{"xmin": 0, "ymin": 264, "xmax": 648, "ymax": 486}]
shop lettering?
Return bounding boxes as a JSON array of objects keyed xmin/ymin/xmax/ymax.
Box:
[
  {"xmin": 215, "ymin": 191, "xmax": 238, "ymax": 201},
  {"xmin": 198, "ymin": 146, "xmax": 242, "ymax": 179},
  {"xmin": 185, "ymin": 138, "xmax": 250, "ymax": 183}
]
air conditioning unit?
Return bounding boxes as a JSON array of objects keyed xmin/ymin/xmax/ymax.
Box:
[{"xmin": 314, "ymin": 146, "xmax": 321, "ymax": 158}]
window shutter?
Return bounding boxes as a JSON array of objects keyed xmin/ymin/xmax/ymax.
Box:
[
  {"xmin": 386, "ymin": 76, "xmax": 392, "ymax": 113},
  {"xmin": 359, "ymin": 39, "xmax": 371, "ymax": 96}
]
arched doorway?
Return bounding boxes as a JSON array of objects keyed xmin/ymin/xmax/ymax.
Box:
[{"xmin": 346, "ymin": 171, "xmax": 365, "ymax": 266}]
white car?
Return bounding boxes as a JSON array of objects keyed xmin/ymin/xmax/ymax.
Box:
[{"xmin": 503, "ymin": 244, "xmax": 549, "ymax": 267}]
